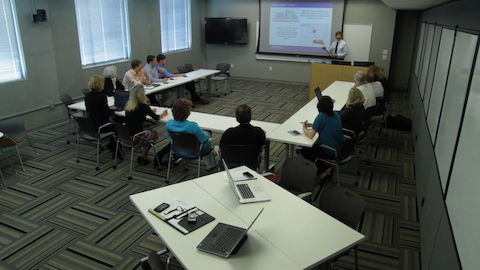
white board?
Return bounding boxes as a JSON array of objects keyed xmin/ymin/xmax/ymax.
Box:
[
  {"xmin": 434, "ymin": 31, "xmax": 478, "ymax": 193},
  {"xmin": 419, "ymin": 24, "xmax": 435, "ymax": 99},
  {"xmin": 446, "ymin": 48, "xmax": 480, "ymax": 270},
  {"xmin": 415, "ymin": 23, "xmax": 426, "ymax": 77},
  {"xmin": 427, "ymin": 28, "xmax": 455, "ymax": 143},
  {"xmin": 423, "ymin": 25, "xmax": 442, "ymax": 114},
  {"xmin": 343, "ymin": 24, "xmax": 372, "ymax": 62}
]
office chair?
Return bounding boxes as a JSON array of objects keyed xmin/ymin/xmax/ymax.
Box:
[
  {"xmin": 220, "ymin": 144, "xmax": 262, "ymax": 172},
  {"xmin": 74, "ymin": 118, "xmax": 115, "ymax": 171},
  {"xmin": 165, "ymin": 131, "xmax": 216, "ymax": 184},
  {"xmin": 60, "ymin": 94, "xmax": 84, "ymax": 144},
  {"xmin": 0, "ymin": 120, "xmax": 38, "ymax": 172},
  {"xmin": 332, "ymin": 60, "xmax": 351, "ymax": 66},
  {"xmin": 112, "ymin": 122, "xmax": 161, "ymax": 180},
  {"xmin": 184, "ymin": 63, "xmax": 207, "ymax": 91},
  {"xmin": 315, "ymin": 131, "xmax": 356, "ymax": 186},
  {"xmin": 211, "ymin": 63, "xmax": 232, "ymax": 96},
  {"xmin": 276, "ymin": 157, "xmax": 318, "ymax": 202},
  {"xmin": 317, "ymin": 184, "xmax": 366, "ymax": 270},
  {"xmin": 81, "ymin": 88, "xmax": 90, "ymax": 96},
  {"xmin": 353, "ymin": 61, "xmax": 375, "ymax": 67}
]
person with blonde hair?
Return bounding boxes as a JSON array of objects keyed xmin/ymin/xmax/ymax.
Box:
[
  {"xmin": 125, "ymin": 84, "xmax": 167, "ymax": 165},
  {"xmin": 103, "ymin": 65, "xmax": 125, "ymax": 96},
  {"xmin": 85, "ymin": 75, "xmax": 117, "ymax": 156},
  {"xmin": 339, "ymin": 87, "xmax": 369, "ymax": 134}
]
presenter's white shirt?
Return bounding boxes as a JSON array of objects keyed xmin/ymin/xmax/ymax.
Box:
[
  {"xmin": 357, "ymin": 84, "xmax": 376, "ymax": 109},
  {"xmin": 327, "ymin": 39, "xmax": 348, "ymax": 58}
]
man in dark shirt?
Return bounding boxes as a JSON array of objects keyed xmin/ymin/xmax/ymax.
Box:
[{"xmin": 220, "ymin": 104, "xmax": 266, "ymax": 155}]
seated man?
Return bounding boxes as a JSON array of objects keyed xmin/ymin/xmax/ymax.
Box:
[
  {"xmin": 165, "ymin": 98, "xmax": 216, "ymax": 170},
  {"xmin": 354, "ymin": 71, "xmax": 376, "ymax": 109},
  {"xmin": 122, "ymin": 59, "xmax": 149, "ymax": 89},
  {"xmin": 144, "ymin": 55, "xmax": 168, "ymax": 83},
  {"xmin": 156, "ymin": 54, "xmax": 209, "ymax": 104},
  {"xmin": 219, "ymin": 104, "xmax": 266, "ymax": 167}
]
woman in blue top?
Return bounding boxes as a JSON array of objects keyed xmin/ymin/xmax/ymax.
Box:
[
  {"xmin": 164, "ymin": 98, "xmax": 216, "ymax": 170},
  {"xmin": 301, "ymin": 96, "xmax": 343, "ymax": 174}
]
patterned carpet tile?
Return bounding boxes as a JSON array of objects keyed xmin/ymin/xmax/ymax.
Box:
[{"xmin": 0, "ymin": 80, "xmax": 420, "ymax": 269}]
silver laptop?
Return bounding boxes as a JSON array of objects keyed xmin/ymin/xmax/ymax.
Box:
[
  {"xmin": 197, "ymin": 208, "xmax": 264, "ymax": 258},
  {"xmin": 223, "ymin": 159, "xmax": 270, "ymax": 204}
]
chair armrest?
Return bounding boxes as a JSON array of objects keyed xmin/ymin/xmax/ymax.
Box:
[
  {"xmin": 297, "ymin": 192, "xmax": 312, "ymax": 200},
  {"xmin": 132, "ymin": 130, "xmax": 151, "ymax": 141},
  {"xmin": 318, "ymin": 144, "xmax": 337, "ymax": 158},
  {"xmin": 342, "ymin": 128, "xmax": 356, "ymax": 139},
  {"xmin": 98, "ymin": 122, "xmax": 113, "ymax": 134}
]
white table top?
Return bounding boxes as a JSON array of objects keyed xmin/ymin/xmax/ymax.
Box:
[
  {"xmin": 143, "ymin": 69, "xmax": 220, "ymax": 96},
  {"xmin": 266, "ymin": 81, "xmax": 354, "ymax": 147},
  {"xmin": 193, "ymin": 166, "xmax": 365, "ymax": 269},
  {"xmin": 130, "ymin": 181, "xmax": 298, "ymax": 270}
]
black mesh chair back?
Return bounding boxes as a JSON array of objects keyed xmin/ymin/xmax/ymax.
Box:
[
  {"xmin": 216, "ymin": 63, "xmax": 231, "ymax": 76},
  {"xmin": 60, "ymin": 94, "xmax": 74, "ymax": 107},
  {"xmin": 280, "ymin": 157, "xmax": 317, "ymax": 193},
  {"xmin": 74, "ymin": 118, "xmax": 98, "ymax": 139},
  {"xmin": 353, "ymin": 61, "xmax": 374, "ymax": 67},
  {"xmin": 169, "ymin": 131, "xmax": 201, "ymax": 159},
  {"xmin": 332, "ymin": 60, "xmax": 351, "ymax": 66},
  {"xmin": 318, "ymin": 184, "xmax": 366, "ymax": 229},
  {"xmin": 221, "ymin": 144, "xmax": 261, "ymax": 171},
  {"xmin": 112, "ymin": 122, "xmax": 134, "ymax": 147},
  {"xmin": 81, "ymin": 88, "xmax": 90, "ymax": 96},
  {"xmin": 184, "ymin": 63, "xmax": 194, "ymax": 72},
  {"xmin": 177, "ymin": 65, "xmax": 188, "ymax": 73}
]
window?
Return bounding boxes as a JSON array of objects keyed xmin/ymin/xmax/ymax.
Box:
[
  {"xmin": 0, "ymin": 0, "xmax": 26, "ymax": 83},
  {"xmin": 74, "ymin": 0, "xmax": 131, "ymax": 67},
  {"xmin": 160, "ymin": 0, "xmax": 192, "ymax": 53}
]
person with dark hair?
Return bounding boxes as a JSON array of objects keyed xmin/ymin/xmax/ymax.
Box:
[
  {"xmin": 122, "ymin": 59, "xmax": 149, "ymax": 89},
  {"xmin": 156, "ymin": 54, "xmax": 209, "ymax": 104},
  {"xmin": 301, "ymin": 96, "xmax": 343, "ymax": 163},
  {"xmin": 219, "ymin": 104, "xmax": 266, "ymax": 156},
  {"xmin": 144, "ymin": 55, "xmax": 168, "ymax": 83},
  {"xmin": 318, "ymin": 31, "xmax": 348, "ymax": 58},
  {"xmin": 164, "ymin": 98, "xmax": 216, "ymax": 170}
]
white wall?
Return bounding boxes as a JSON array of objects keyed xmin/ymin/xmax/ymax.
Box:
[
  {"xmin": 0, "ymin": 0, "xmax": 206, "ymax": 130},
  {"xmin": 205, "ymin": 0, "xmax": 397, "ymax": 83}
]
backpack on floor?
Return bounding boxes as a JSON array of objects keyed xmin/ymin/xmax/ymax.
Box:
[{"xmin": 386, "ymin": 114, "xmax": 412, "ymax": 131}]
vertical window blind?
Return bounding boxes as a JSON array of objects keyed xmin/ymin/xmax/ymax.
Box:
[
  {"xmin": 74, "ymin": 0, "xmax": 131, "ymax": 67},
  {"xmin": 160, "ymin": 0, "xmax": 192, "ymax": 53},
  {"xmin": 0, "ymin": 0, "xmax": 26, "ymax": 83}
]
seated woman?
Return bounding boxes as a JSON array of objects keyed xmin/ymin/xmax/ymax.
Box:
[
  {"xmin": 339, "ymin": 87, "xmax": 369, "ymax": 134},
  {"xmin": 102, "ymin": 65, "xmax": 125, "ymax": 96},
  {"xmin": 301, "ymin": 96, "xmax": 343, "ymax": 175},
  {"xmin": 125, "ymin": 84, "xmax": 168, "ymax": 165},
  {"xmin": 164, "ymin": 98, "xmax": 216, "ymax": 170},
  {"xmin": 85, "ymin": 75, "xmax": 117, "ymax": 156}
]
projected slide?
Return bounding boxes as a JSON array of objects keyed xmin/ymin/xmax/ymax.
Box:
[{"xmin": 268, "ymin": 2, "xmax": 333, "ymax": 53}]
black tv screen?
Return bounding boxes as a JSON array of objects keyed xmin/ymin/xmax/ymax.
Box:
[{"xmin": 205, "ymin": 18, "xmax": 247, "ymax": 45}]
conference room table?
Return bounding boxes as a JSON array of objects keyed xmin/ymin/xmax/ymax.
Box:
[
  {"xmin": 145, "ymin": 69, "xmax": 220, "ymax": 97},
  {"xmin": 265, "ymin": 81, "xmax": 354, "ymax": 161},
  {"xmin": 130, "ymin": 166, "xmax": 365, "ymax": 270}
]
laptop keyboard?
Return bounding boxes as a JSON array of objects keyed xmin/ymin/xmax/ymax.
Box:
[
  {"xmin": 214, "ymin": 228, "xmax": 240, "ymax": 251},
  {"xmin": 237, "ymin": 183, "xmax": 255, "ymax": 199}
]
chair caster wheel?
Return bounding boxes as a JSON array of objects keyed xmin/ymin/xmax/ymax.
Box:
[
  {"xmin": 95, "ymin": 167, "xmax": 100, "ymax": 171},
  {"xmin": 112, "ymin": 165, "xmax": 117, "ymax": 169},
  {"xmin": 76, "ymin": 160, "xmax": 79, "ymax": 163},
  {"xmin": 128, "ymin": 176, "xmax": 132, "ymax": 180},
  {"xmin": 66, "ymin": 141, "xmax": 70, "ymax": 144},
  {"xmin": 165, "ymin": 181, "xmax": 170, "ymax": 184}
]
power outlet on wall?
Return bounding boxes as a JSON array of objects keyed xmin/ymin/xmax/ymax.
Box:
[
  {"xmin": 231, "ymin": 64, "xmax": 234, "ymax": 69},
  {"xmin": 269, "ymin": 66, "xmax": 272, "ymax": 71}
]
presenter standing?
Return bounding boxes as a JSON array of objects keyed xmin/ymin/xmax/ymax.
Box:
[{"xmin": 322, "ymin": 31, "xmax": 348, "ymax": 59}]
